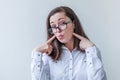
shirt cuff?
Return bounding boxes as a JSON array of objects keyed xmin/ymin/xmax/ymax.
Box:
[{"xmin": 32, "ymin": 51, "xmax": 43, "ymax": 62}]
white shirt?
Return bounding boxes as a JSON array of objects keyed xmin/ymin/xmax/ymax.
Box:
[{"xmin": 31, "ymin": 46, "xmax": 107, "ymax": 80}]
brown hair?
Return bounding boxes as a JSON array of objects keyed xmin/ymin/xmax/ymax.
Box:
[{"xmin": 46, "ymin": 6, "xmax": 89, "ymax": 60}]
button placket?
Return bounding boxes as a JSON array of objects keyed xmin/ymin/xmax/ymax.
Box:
[{"xmin": 69, "ymin": 52, "xmax": 73, "ymax": 80}]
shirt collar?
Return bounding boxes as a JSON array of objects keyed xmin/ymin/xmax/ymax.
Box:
[{"xmin": 61, "ymin": 45, "xmax": 77, "ymax": 51}]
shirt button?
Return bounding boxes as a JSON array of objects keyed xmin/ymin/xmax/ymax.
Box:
[
  {"xmin": 70, "ymin": 58, "xmax": 72, "ymax": 60},
  {"xmin": 38, "ymin": 65, "xmax": 40, "ymax": 67},
  {"xmin": 90, "ymin": 62, "xmax": 92, "ymax": 64},
  {"xmin": 87, "ymin": 51, "xmax": 89, "ymax": 53},
  {"xmin": 37, "ymin": 54, "xmax": 40, "ymax": 56}
]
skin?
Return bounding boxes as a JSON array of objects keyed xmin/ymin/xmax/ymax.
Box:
[
  {"xmin": 50, "ymin": 12, "xmax": 75, "ymax": 51},
  {"xmin": 34, "ymin": 12, "xmax": 94, "ymax": 54}
]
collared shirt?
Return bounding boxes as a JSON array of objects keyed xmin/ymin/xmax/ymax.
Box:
[{"xmin": 31, "ymin": 46, "xmax": 107, "ymax": 80}]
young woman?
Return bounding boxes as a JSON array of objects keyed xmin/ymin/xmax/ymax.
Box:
[{"xmin": 31, "ymin": 6, "xmax": 107, "ymax": 80}]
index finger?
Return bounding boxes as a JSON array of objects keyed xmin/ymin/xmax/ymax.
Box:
[
  {"xmin": 73, "ymin": 33, "xmax": 84, "ymax": 40},
  {"xmin": 46, "ymin": 35, "xmax": 56, "ymax": 44}
]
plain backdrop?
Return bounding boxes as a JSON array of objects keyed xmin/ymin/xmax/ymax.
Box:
[{"xmin": 0, "ymin": 0, "xmax": 120, "ymax": 80}]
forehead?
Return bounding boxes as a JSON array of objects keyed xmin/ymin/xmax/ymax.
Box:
[{"xmin": 50, "ymin": 12, "xmax": 69, "ymax": 23}]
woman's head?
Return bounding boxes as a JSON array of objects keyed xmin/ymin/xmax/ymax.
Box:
[
  {"xmin": 46, "ymin": 6, "xmax": 89, "ymax": 60},
  {"xmin": 49, "ymin": 12, "xmax": 75, "ymax": 44}
]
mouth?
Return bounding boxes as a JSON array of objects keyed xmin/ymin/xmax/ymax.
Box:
[{"xmin": 57, "ymin": 34, "xmax": 64, "ymax": 40}]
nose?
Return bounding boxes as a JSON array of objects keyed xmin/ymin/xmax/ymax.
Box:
[{"xmin": 56, "ymin": 27, "xmax": 61, "ymax": 33}]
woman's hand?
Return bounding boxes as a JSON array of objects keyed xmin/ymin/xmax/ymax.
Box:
[
  {"xmin": 33, "ymin": 35, "xmax": 56, "ymax": 55},
  {"xmin": 73, "ymin": 33, "xmax": 94, "ymax": 50}
]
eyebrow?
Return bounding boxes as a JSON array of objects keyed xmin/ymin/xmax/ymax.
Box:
[{"xmin": 50, "ymin": 18, "xmax": 65, "ymax": 24}]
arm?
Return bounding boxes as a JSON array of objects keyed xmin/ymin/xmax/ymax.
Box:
[
  {"xmin": 31, "ymin": 35, "xmax": 55, "ymax": 80},
  {"xmin": 31, "ymin": 51, "xmax": 50, "ymax": 80},
  {"xmin": 86, "ymin": 46, "xmax": 107, "ymax": 80},
  {"xmin": 73, "ymin": 33, "xmax": 107, "ymax": 80}
]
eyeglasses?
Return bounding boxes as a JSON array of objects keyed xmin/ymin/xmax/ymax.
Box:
[{"xmin": 48, "ymin": 20, "xmax": 72, "ymax": 34}]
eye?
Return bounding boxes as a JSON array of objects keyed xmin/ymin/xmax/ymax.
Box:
[
  {"xmin": 58, "ymin": 21, "xmax": 66, "ymax": 26},
  {"xmin": 50, "ymin": 24, "xmax": 56, "ymax": 28}
]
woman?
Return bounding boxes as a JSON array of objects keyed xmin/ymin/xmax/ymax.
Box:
[{"xmin": 31, "ymin": 6, "xmax": 107, "ymax": 80}]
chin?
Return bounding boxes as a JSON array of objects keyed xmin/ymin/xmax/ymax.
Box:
[{"xmin": 58, "ymin": 39, "xmax": 68, "ymax": 44}]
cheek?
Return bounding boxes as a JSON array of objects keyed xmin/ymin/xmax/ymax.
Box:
[
  {"xmin": 65, "ymin": 26, "xmax": 74, "ymax": 37},
  {"xmin": 61, "ymin": 28, "xmax": 74, "ymax": 43},
  {"xmin": 64, "ymin": 30, "xmax": 73, "ymax": 39}
]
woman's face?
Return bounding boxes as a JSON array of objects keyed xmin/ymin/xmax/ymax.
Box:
[{"xmin": 49, "ymin": 12, "xmax": 75, "ymax": 44}]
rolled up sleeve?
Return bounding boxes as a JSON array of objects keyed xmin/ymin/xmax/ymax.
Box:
[
  {"xmin": 85, "ymin": 46, "xmax": 107, "ymax": 80},
  {"xmin": 31, "ymin": 51, "xmax": 50, "ymax": 80}
]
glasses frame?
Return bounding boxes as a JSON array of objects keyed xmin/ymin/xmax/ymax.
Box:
[{"xmin": 48, "ymin": 20, "xmax": 72, "ymax": 34}]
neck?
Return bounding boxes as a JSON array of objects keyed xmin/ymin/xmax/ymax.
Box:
[{"xmin": 64, "ymin": 38, "xmax": 74, "ymax": 52}]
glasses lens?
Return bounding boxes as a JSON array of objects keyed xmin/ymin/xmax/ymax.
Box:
[
  {"xmin": 59, "ymin": 24, "xmax": 67, "ymax": 30},
  {"xmin": 48, "ymin": 20, "xmax": 71, "ymax": 34},
  {"xmin": 52, "ymin": 28, "xmax": 57, "ymax": 33}
]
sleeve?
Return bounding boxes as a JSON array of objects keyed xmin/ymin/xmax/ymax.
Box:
[
  {"xmin": 85, "ymin": 46, "xmax": 107, "ymax": 80},
  {"xmin": 31, "ymin": 51, "xmax": 50, "ymax": 80}
]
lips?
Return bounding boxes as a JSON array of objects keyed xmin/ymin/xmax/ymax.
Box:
[{"xmin": 58, "ymin": 34, "xmax": 64, "ymax": 39}]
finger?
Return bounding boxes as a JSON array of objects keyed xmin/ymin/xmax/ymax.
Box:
[
  {"xmin": 46, "ymin": 45, "xmax": 53, "ymax": 55},
  {"xmin": 47, "ymin": 35, "xmax": 56, "ymax": 44},
  {"xmin": 73, "ymin": 33, "xmax": 84, "ymax": 40}
]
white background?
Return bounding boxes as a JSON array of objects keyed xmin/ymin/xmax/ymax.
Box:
[{"xmin": 0, "ymin": 0, "xmax": 120, "ymax": 80}]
